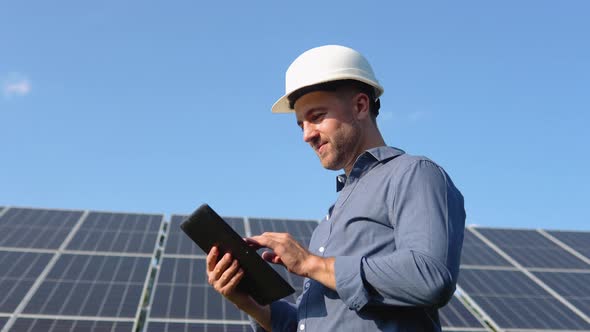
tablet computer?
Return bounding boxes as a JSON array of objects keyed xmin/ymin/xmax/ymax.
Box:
[{"xmin": 180, "ymin": 203, "xmax": 295, "ymax": 305}]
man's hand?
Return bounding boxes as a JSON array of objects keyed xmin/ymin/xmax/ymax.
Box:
[
  {"xmin": 206, "ymin": 246, "xmax": 271, "ymax": 331},
  {"xmin": 247, "ymin": 232, "xmax": 336, "ymax": 290},
  {"xmin": 206, "ymin": 246, "xmax": 247, "ymax": 302}
]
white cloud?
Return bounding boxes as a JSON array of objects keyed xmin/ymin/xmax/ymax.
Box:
[{"xmin": 2, "ymin": 73, "xmax": 32, "ymax": 99}]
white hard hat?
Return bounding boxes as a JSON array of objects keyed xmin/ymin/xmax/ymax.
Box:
[{"xmin": 272, "ymin": 45, "xmax": 384, "ymax": 113}]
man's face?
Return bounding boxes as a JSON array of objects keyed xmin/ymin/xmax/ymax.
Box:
[{"xmin": 294, "ymin": 90, "xmax": 362, "ymax": 172}]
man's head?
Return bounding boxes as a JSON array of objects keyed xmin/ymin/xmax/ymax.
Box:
[
  {"xmin": 273, "ymin": 45, "xmax": 386, "ymax": 174},
  {"xmin": 271, "ymin": 45, "xmax": 384, "ymax": 115}
]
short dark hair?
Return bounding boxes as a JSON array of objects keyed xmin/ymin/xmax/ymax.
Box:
[{"xmin": 287, "ymin": 79, "xmax": 381, "ymax": 118}]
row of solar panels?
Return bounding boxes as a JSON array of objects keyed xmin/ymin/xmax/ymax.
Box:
[{"xmin": 0, "ymin": 206, "xmax": 589, "ymax": 332}]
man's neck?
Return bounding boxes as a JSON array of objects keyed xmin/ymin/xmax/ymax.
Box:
[{"xmin": 343, "ymin": 132, "xmax": 386, "ymax": 175}]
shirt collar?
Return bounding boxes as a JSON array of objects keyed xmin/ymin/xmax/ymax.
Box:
[{"xmin": 336, "ymin": 146, "xmax": 405, "ymax": 192}]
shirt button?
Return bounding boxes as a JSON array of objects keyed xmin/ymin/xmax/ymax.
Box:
[
  {"xmin": 299, "ymin": 323, "xmax": 305, "ymax": 330},
  {"xmin": 319, "ymin": 246, "xmax": 325, "ymax": 253},
  {"xmin": 304, "ymin": 282, "xmax": 310, "ymax": 289}
]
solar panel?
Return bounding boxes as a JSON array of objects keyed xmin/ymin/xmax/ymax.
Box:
[
  {"xmin": 248, "ymin": 217, "xmax": 317, "ymax": 249},
  {"xmin": 148, "ymin": 257, "xmax": 247, "ymax": 321},
  {"xmin": 10, "ymin": 318, "xmax": 134, "ymax": 332},
  {"xmin": 165, "ymin": 215, "xmax": 246, "ymax": 256},
  {"xmin": 66, "ymin": 211, "xmax": 163, "ymax": 254},
  {"xmin": 547, "ymin": 230, "xmax": 590, "ymax": 260},
  {"xmin": 0, "ymin": 316, "xmax": 8, "ymax": 330},
  {"xmin": 0, "ymin": 208, "xmax": 83, "ymax": 249},
  {"xmin": 461, "ymin": 229, "xmax": 512, "ymax": 267},
  {"xmin": 23, "ymin": 254, "xmax": 151, "ymax": 318},
  {"xmin": 248, "ymin": 218, "xmax": 318, "ymax": 302},
  {"xmin": 0, "ymin": 250, "xmax": 53, "ymax": 313},
  {"xmin": 439, "ymin": 296, "xmax": 486, "ymax": 330},
  {"xmin": 533, "ymin": 271, "xmax": 590, "ymax": 316},
  {"xmin": 458, "ymin": 268, "xmax": 590, "ymax": 330},
  {"xmin": 145, "ymin": 321, "xmax": 251, "ymax": 332},
  {"xmin": 9, "ymin": 204, "xmax": 590, "ymax": 332},
  {"xmin": 475, "ymin": 228, "xmax": 590, "ymax": 269}
]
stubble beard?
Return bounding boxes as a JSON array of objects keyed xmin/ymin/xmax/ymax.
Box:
[{"xmin": 318, "ymin": 122, "xmax": 362, "ymax": 171}]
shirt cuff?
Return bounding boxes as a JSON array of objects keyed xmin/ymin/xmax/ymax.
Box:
[{"xmin": 334, "ymin": 255, "xmax": 370, "ymax": 311}]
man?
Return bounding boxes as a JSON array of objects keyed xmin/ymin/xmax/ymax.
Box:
[{"xmin": 206, "ymin": 45, "xmax": 465, "ymax": 331}]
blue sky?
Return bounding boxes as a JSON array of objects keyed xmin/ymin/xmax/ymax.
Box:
[{"xmin": 1, "ymin": 1, "xmax": 589, "ymax": 230}]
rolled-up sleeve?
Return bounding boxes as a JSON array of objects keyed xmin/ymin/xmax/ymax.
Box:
[{"xmin": 334, "ymin": 160, "xmax": 465, "ymax": 310}]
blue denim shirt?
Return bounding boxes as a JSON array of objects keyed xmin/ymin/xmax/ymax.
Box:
[{"xmin": 253, "ymin": 146, "xmax": 465, "ymax": 331}]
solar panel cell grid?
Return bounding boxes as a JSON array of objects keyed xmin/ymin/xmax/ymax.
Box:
[
  {"xmin": 24, "ymin": 254, "xmax": 150, "ymax": 318},
  {"xmin": 476, "ymin": 228, "xmax": 590, "ymax": 269},
  {"xmin": 165, "ymin": 215, "xmax": 246, "ymax": 256},
  {"xmin": 0, "ymin": 208, "xmax": 82, "ymax": 249},
  {"xmin": 10, "ymin": 318, "xmax": 134, "ymax": 332},
  {"xmin": 548, "ymin": 230, "xmax": 590, "ymax": 260},
  {"xmin": 460, "ymin": 230, "xmax": 512, "ymax": 267},
  {"xmin": 146, "ymin": 322, "xmax": 251, "ymax": 332},
  {"xmin": 248, "ymin": 218, "xmax": 317, "ymax": 248},
  {"xmin": 66, "ymin": 212, "xmax": 163, "ymax": 253},
  {"xmin": 0, "ymin": 251, "xmax": 53, "ymax": 313},
  {"xmin": 149, "ymin": 257, "xmax": 246, "ymax": 321},
  {"xmin": 0, "ymin": 316, "xmax": 8, "ymax": 329},
  {"xmin": 439, "ymin": 296, "xmax": 484, "ymax": 329},
  {"xmin": 459, "ymin": 268, "xmax": 590, "ymax": 330},
  {"xmin": 533, "ymin": 271, "xmax": 590, "ymax": 316}
]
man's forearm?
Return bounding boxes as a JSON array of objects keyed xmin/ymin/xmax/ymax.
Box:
[
  {"xmin": 306, "ymin": 256, "xmax": 336, "ymax": 290},
  {"xmin": 235, "ymin": 299, "xmax": 271, "ymax": 331}
]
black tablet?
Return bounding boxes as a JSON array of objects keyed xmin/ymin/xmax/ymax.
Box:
[{"xmin": 180, "ymin": 204, "xmax": 295, "ymax": 305}]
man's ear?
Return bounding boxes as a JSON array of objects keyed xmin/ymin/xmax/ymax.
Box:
[{"xmin": 353, "ymin": 92, "xmax": 371, "ymax": 120}]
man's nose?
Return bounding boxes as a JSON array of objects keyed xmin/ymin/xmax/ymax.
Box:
[{"xmin": 302, "ymin": 122, "xmax": 318, "ymax": 143}]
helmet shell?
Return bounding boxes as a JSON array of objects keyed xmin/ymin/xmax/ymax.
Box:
[{"xmin": 272, "ymin": 45, "xmax": 384, "ymax": 113}]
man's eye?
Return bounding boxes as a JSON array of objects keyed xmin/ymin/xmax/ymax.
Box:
[{"xmin": 311, "ymin": 113, "xmax": 324, "ymax": 122}]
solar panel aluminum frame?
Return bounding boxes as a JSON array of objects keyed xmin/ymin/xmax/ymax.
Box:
[
  {"xmin": 439, "ymin": 295, "xmax": 491, "ymax": 331},
  {"xmin": 127, "ymin": 213, "xmax": 166, "ymax": 332},
  {"xmin": 454, "ymin": 285, "xmax": 501, "ymax": 332},
  {"xmin": 538, "ymin": 229, "xmax": 590, "ymax": 267},
  {"xmin": 144, "ymin": 216, "xmax": 182, "ymax": 326}
]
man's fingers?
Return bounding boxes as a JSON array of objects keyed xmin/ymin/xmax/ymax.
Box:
[
  {"xmin": 244, "ymin": 237, "xmax": 263, "ymax": 249},
  {"xmin": 206, "ymin": 246, "xmax": 218, "ymax": 273},
  {"xmin": 261, "ymin": 251, "xmax": 277, "ymax": 262},
  {"xmin": 215, "ymin": 260, "xmax": 241, "ymax": 293},
  {"xmin": 208, "ymin": 253, "xmax": 232, "ymax": 285},
  {"xmin": 219, "ymin": 268, "xmax": 245, "ymax": 296},
  {"xmin": 249, "ymin": 233, "xmax": 283, "ymax": 249},
  {"xmin": 261, "ymin": 251, "xmax": 284, "ymax": 266}
]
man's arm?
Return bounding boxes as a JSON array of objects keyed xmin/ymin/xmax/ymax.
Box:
[
  {"xmin": 250, "ymin": 160, "xmax": 465, "ymax": 311},
  {"xmin": 335, "ymin": 160, "xmax": 465, "ymax": 309}
]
